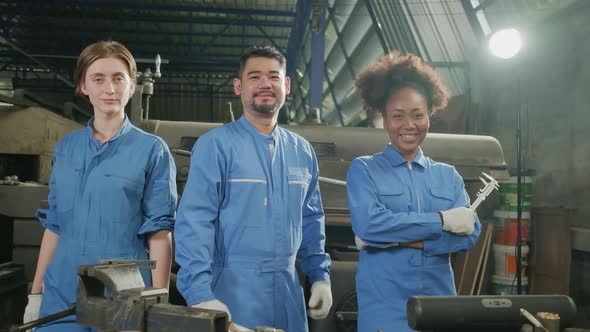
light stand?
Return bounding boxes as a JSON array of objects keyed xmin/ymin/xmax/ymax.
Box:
[
  {"xmin": 515, "ymin": 71, "xmax": 524, "ymax": 294},
  {"xmin": 489, "ymin": 28, "xmax": 524, "ymax": 294}
]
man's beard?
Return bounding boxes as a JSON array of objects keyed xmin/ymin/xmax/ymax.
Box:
[{"xmin": 251, "ymin": 100, "xmax": 277, "ymax": 114}]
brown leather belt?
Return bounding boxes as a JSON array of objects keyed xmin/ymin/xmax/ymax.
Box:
[{"xmin": 399, "ymin": 241, "xmax": 424, "ymax": 249}]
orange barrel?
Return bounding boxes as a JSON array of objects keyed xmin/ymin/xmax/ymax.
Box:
[
  {"xmin": 493, "ymin": 244, "xmax": 529, "ymax": 278},
  {"xmin": 494, "ymin": 210, "xmax": 530, "ymax": 245}
]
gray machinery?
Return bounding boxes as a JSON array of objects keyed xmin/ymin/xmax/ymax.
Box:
[
  {"xmin": 407, "ymin": 295, "xmax": 578, "ymax": 332},
  {"xmin": 0, "ymin": 106, "xmax": 83, "ymax": 326},
  {"xmin": 7, "ymin": 262, "xmax": 228, "ymax": 332},
  {"xmin": 136, "ymin": 118, "xmax": 509, "ymax": 206}
]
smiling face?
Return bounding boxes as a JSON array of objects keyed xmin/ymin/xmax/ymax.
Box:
[
  {"xmin": 233, "ymin": 56, "xmax": 291, "ymax": 118},
  {"xmin": 80, "ymin": 57, "xmax": 135, "ymax": 117},
  {"xmin": 382, "ymin": 86, "xmax": 430, "ymax": 160}
]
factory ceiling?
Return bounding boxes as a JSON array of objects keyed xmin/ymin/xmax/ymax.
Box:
[
  {"xmin": 0, "ymin": 0, "xmax": 585, "ymax": 126},
  {"xmin": 0, "ymin": 0, "xmax": 299, "ymax": 88}
]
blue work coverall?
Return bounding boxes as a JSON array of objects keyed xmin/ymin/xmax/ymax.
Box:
[
  {"xmin": 175, "ymin": 116, "xmax": 331, "ymax": 332},
  {"xmin": 346, "ymin": 145, "xmax": 480, "ymax": 332},
  {"xmin": 35, "ymin": 117, "xmax": 177, "ymax": 331}
]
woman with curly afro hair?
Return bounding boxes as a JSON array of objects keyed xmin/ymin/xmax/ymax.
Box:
[{"xmin": 346, "ymin": 51, "xmax": 481, "ymax": 331}]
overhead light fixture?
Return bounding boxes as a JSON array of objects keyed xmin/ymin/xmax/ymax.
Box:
[{"xmin": 489, "ymin": 28, "xmax": 522, "ymax": 59}]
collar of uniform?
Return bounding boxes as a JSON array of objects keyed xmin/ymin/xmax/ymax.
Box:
[
  {"xmin": 237, "ymin": 115, "xmax": 280, "ymax": 142},
  {"xmin": 383, "ymin": 144, "xmax": 427, "ymax": 168},
  {"xmin": 86, "ymin": 114, "xmax": 133, "ymax": 142}
]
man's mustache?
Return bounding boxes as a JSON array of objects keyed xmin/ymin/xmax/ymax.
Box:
[{"xmin": 254, "ymin": 91, "xmax": 276, "ymax": 97}]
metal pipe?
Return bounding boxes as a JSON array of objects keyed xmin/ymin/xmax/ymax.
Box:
[
  {"xmin": 319, "ymin": 176, "xmax": 346, "ymax": 187},
  {"xmin": 171, "ymin": 148, "xmax": 192, "ymax": 157},
  {"xmin": 363, "ymin": 0, "xmax": 389, "ymax": 53},
  {"xmin": 9, "ymin": 305, "xmax": 76, "ymax": 331},
  {"xmin": 0, "ymin": 36, "xmax": 74, "ymax": 88}
]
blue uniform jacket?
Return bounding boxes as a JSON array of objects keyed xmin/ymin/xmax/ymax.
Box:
[
  {"xmin": 36, "ymin": 116, "xmax": 177, "ymax": 331},
  {"xmin": 347, "ymin": 145, "xmax": 480, "ymax": 332},
  {"xmin": 175, "ymin": 116, "xmax": 331, "ymax": 332}
]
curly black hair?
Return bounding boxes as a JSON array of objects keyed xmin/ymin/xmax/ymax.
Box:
[{"xmin": 355, "ymin": 51, "xmax": 449, "ymax": 116}]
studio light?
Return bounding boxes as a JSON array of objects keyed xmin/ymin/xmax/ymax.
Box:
[
  {"xmin": 489, "ymin": 27, "xmax": 526, "ymax": 295},
  {"xmin": 489, "ymin": 28, "xmax": 522, "ymax": 59}
]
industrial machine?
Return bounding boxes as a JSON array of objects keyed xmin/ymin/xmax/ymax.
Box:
[
  {"xmin": 130, "ymin": 94, "xmax": 510, "ymax": 331},
  {"xmin": 6, "ymin": 262, "xmax": 228, "ymax": 332},
  {"xmin": 137, "ymin": 118, "xmax": 509, "ymax": 205},
  {"xmin": 0, "ymin": 106, "xmax": 83, "ymax": 326},
  {"xmin": 0, "ymin": 106, "xmax": 84, "ymax": 184}
]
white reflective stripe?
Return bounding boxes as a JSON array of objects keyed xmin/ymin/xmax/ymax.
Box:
[
  {"xmin": 288, "ymin": 180, "xmax": 307, "ymax": 185},
  {"xmin": 228, "ymin": 179, "xmax": 267, "ymax": 184}
]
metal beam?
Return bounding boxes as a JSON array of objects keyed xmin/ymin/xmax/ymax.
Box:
[
  {"xmin": 12, "ymin": 27, "xmax": 289, "ymax": 40},
  {"xmin": 292, "ymin": 74, "xmax": 308, "ymax": 119},
  {"xmin": 2, "ymin": 57, "xmax": 237, "ymax": 74},
  {"xmin": 304, "ymin": 57, "xmax": 344, "ymax": 126},
  {"xmin": 0, "ymin": 36, "xmax": 74, "ymax": 88},
  {"xmin": 324, "ymin": 66, "xmax": 345, "ymax": 127},
  {"xmin": 460, "ymin": 0, "xmax": 485, "ymax": 41},
  {"xmin": 4, "ymin": 1, "xmax": 296, "ymax": 17},
  {"xmin": 402, "ymin": 0, "xmax": 430, "ymax": 60},
  {"xmin": 3, "ymin": 11, "xmax": 293, "ymax": 28},
  {"xmin": 286, "ymin": 0, "xmax": 313, "ymax": 78},
  {"xmin": 199, "ymin": 21, "xmax": 236, "ymax": 55},
  {"xmin": 293, "ymin": 71, "xmax": 308, "ymax": 117},
  {"xmin": 5, "ymin": 52, "xmax": 241, "ymax": 61},
  {"xmin": 248, "ymin": 16, "xmax": 283, "ymax": 51},
  {"xmin": 165, "ymin": 59, "xmax": 237, "ymax": 67},
  {"xmin": 472, "ymin": 0, "xmax": 497, "ymax": 11},
  {"xmin": 363, "ymin": 0, "xmax": 389, "ymax": 53},
  {"xmin": 391, "ymin": 0, "xmax": 420, "ymax": 55},
  {"xmin": 20, "ymin": 39, "xmax": 287, "ymax": 54},
  {"xmin": 327, "ymin": 6, "xmax": 356, "ymax": 80},
  {"xmin": 309, "ymin": 0, "xmax": 326, "ymax": 114}
]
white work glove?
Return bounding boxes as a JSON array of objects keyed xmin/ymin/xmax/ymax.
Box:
[
  {"xmin": 23, "ymin": 294, "xmax": 42, "ymax": 328},
  {"xmin": 228, "ymin": 322, "xmax": 252, "ymax": 331},
  {"xmin": 355, "ymin": 235, "xmax": 368, "ymax": 250},
  {"xmin": 439, "ymin": 207, "xmax": 477, "ymax": 235},
  {"xmin": 192, "ymin": 299, "xmax": 232, "ymax": 321},
  {"xmin": 307, "ymin": 281, "xmax": 332, "ymax": 319}
]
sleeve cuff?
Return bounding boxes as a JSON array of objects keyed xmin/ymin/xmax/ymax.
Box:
[
  {"xmin": 36, "ymin": 209, "xmax": 60, "ymax": 235},
  {"xmin": 184, "ymin": 287, "xmax": 216, "ymax": 306},
  {"xmin": 308, "ymin": 271, "xmax": 331, "ymax": 284},
  {"xmin": 137, "ymin": 216, "xmax": 175, "ymax": 237}
]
